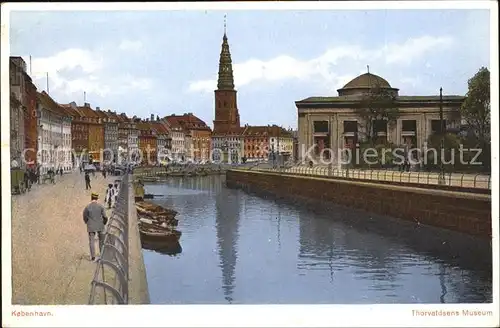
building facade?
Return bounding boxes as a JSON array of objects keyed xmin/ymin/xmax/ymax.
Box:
[
  {"xmin": 137, "ymin": 121, "xmax": 157, "ymax": 165},
  {"xmin": 169, "ymin": 124, "xmax": 186, "ymax": 161},
  {"xmin": 61, "ymin": 102, "xmax": 88, "ymax": 167},
  {"xmin": 150, "ymin": 119, "xmax": 171, "ymax": 164},
  {"xmin": 78, "ymin": 103, "xmax": 104, "ymax": 163},
  {"xmin": 241, "ymin": 125, "xmax": 268, "ymax": 161},
  {"xmin": 164, "ymin": 113, "xmax": 212, "ymax": 161},
  {"xmin": 23, "ymin": 73, "xmax": 38, "ymax": 168},
  {"xmin": 37, "ymin": 91, "xmax": 72, "ymax": 173},
  {"xmin": 96, "ymin": 108, "xmax": 118, "ymax": 163},
  {"xmin": 10, "ymin": 57, "xmax": 27, "ymax": 168},
  {"xmin": 268, "ymin": 125, "xmax": 294, "ymax": 161},
  {"xmin": 295, "ymin": 72, "xmax": 465, "ymax": 164}
]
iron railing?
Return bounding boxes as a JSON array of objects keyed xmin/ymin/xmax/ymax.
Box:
[
  {"xmin": 133, "ymin": 163, "xmax": 252, "ymax": 178},
  {"xmin": 88, "ymin": 174, "xmax": 130, "ymax": 304},
  {"xmin": 246, "ymin": 165, "xmax": 491, "ymax": 190}
]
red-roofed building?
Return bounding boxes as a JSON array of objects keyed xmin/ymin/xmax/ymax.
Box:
[
  {"xmin": 137, "ymin": 119, "xmax": 157, "ymax": 165},
  {"xmin": 95, "ymin": 108, "xmax": 118, "ymax": 163},
  {"xmin": 150, "ymin": 119, "xmax": 172, "ymax": 163},
  {"xmin": 163, "ymin": 113, "xmax": 211, "ymax": 161},
  {"xmin": 60, "ymin": 102, "xmax": 88, "ymax": 165},
  {"xmin": 77, "ymin": 103, "xmax": 104, "ymax": 163}
]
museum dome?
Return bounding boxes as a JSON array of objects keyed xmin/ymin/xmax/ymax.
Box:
[{"xmin": 337, "ymin": 72, "xmax": 399, "ymax": 97}]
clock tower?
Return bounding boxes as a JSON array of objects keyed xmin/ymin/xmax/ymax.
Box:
[{"xmin": 213, "ymin": 24, "xmax": 240, "ymax": 133}]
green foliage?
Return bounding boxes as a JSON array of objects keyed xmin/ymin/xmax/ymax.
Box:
[
  {"xmin": 461, "ymin": 67, "xmax": 490, "ymax": 144},
  {"xmin": 424, "ymin": 133, "xmax": 485, "ymax": 172},
  {"xmin": 356, "ymin": 83, "xmax": 400, "ymax": 145},
  {"xmin": 460, "ymin": 67, "xmax": 491, "ymax": 171}
]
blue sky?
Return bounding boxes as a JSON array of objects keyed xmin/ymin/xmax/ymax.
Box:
[{"xmin": 9, "ymin": 7, "xmax": 490, "ymax": 129}]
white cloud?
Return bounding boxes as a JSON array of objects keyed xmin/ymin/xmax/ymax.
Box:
[
  {"xmin": 383, "ymin": 36, "xmax": 454, "ymax": 65},
  {"xmin": 188, "ymin": 35, "xmax": 455, "ymax": 93},
  {"xmin": 119, "ymin": 40, "xmax": 143, "ymax": 52},
  {"xmin": 27, "ymin": 47, "xmax": 153, "ymax": 100}
]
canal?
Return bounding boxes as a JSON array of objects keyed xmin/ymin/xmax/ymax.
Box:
[{"xmin": 142, "ymin": 175, "xmax": 492, "ymax": 304}]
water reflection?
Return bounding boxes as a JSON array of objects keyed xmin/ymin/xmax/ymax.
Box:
[
  {"xmin": 215, "ymin": 187, "xmax": 241, "ymax": 303},
  {"xmin": 142, "ymin": 176, "xmax": 492, "ymax": 304},
  {"xmin": 142, "ymin": 239, "xmax": 183, "ymax": 256},
  {"xmin": 293, "ymin": 199, "xmax": 492, "ymax": 303}
]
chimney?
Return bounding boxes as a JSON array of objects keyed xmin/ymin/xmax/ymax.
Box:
[
  {"xmin": 150, "ymin": 114, "xmax": 154, "ymax": 121},
  {"xmin": 84, "ymin": 102, "xmax": 90, "ymax": 107},
  {"xmin": 96, "ymin": 106, "xmax": 100, "ymax": 111}
]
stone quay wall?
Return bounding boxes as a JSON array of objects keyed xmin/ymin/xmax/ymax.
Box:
[
  {"xmin": 127, "ymin": 180, "xmax": 150, "ymax": 304},
  {"xmin": 226, "ymin": 169, "xmax": 492, "ymax": 239}
]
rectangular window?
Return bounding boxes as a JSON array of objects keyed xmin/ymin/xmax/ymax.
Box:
[
  {"xmin": 402, "ymin": 120, "xmax": 417, "ymax": 132},
  {"xmin": 343, "ymin": 121, "xmax": 358, "ymax": 133},
  {"xmin": 431, "ymin": 120, "xmax": 447, "ymax": 133},
  {"xmin": 373, "ymin": 120, "xmax": 387, "ymax": 133},
  {"xmin": 313, "ymin": 121, "xmax": 329, "ymax": 133}
]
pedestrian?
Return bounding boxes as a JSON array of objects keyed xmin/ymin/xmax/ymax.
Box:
[
  {"xmin": 79, "ymin": 165, "xmax": 82, "ymax": 173},
  {"xmin": 83, "ymin": 192, "xmax": 108, "ymax": 262},
  {"xmin": 24, "ymin": 170, "xmax": 31, "ymax": 192},
  {"xmin": 59, "ymin": 168, "xmax": 63, "ymax": 176},
  {"xmin": 104, "ymin": 183, "xmax": 114, "ymax": 209},
  {"xmin": 102, "ymin": 169, "xmax": 107, "ymax": 178},
  {"xmin": 85, "ymin": 171, "xmax": 91, "ymax": 190},
  {"xmin": 113, "ymin": 183, "xmax": 120, "ymax": 203}
]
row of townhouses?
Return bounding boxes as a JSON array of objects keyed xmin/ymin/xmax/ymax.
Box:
[
  {"xmin": 9, "ymin": 57, "xmax": 216, "ymax": 173},
  {"xmin": 10, "ymin": 54, "xmax": 298, "ymax": 173}
]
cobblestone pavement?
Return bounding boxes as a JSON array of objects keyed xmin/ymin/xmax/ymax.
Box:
[{"xmin": 11, "ymin": 170, "xmax": 118, "ymax": 305}]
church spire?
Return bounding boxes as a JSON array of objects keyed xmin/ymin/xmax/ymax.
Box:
[{"xmin": 217, "ymin": 15, "xmax": 235, "ymax": 90}]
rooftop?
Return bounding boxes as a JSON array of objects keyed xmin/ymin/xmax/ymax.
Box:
[
  {"xmin": 296, "ymin": 95, "xmax": 466, "ymax": 104},
  {"xmin": 341, "ymin": 73, "xmax": 392, "ymax": 90}
]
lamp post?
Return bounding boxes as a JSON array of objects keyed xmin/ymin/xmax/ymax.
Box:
[
  {"xmin": 438, "ymin": 87, "xmax": 445, "ymax": 185},
  {"xmin": 277, "ymin": 127, "xmax": 280, "ymax": 168}
]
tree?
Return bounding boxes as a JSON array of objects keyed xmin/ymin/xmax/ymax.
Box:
[
  {"xmin": 424, "ymin": 132, "xmax": 461, "ymax": 171},
  {"xmin": 460, "ymin": 67, "xmax": 490, "ymax": 170},
  {"xmin": 356, "ymin": 83, "xmax": 400, "ymax": 146}
]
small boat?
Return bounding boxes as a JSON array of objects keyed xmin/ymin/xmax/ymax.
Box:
[
  {"xmin": 136, "ymin": 209, "xmax": 177, "ymax": 223},
  {"xmin": 139, "ymin": 226, "xmax": 182, "ymax": 243},
  {"xmin": 136, "ymin": 201, "xmax": 178, "ymax": 216},
  {"xmin": 139, "ymin": 217, "xmax": 178, "ymax": 228}
]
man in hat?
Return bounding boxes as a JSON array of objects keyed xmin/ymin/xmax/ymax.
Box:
[{"xmin": 83, "ymin": 192, "xmax": 108, "ymax": 261}]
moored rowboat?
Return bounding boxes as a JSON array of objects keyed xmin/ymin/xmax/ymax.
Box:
[{"xmin": 139, "ymin": 226, "xmax": 182, "ymax": 243}]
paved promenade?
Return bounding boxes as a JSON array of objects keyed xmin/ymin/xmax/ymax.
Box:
[
  {"xmin": 254, "ymin": 165, "xmax": 491, "ymax": 189},
  {"xmin": 11, "ymin": 171, "xmax": 116, "ymax": 305}
]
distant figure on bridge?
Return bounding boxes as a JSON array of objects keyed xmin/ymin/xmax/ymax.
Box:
[
  {"xmin": 83, "ymin": 192, "xmax": 108, "ymax": 262},
  {"xmin": 85, "ymin": 172, "xmax": 91, "ymax": 190}
]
